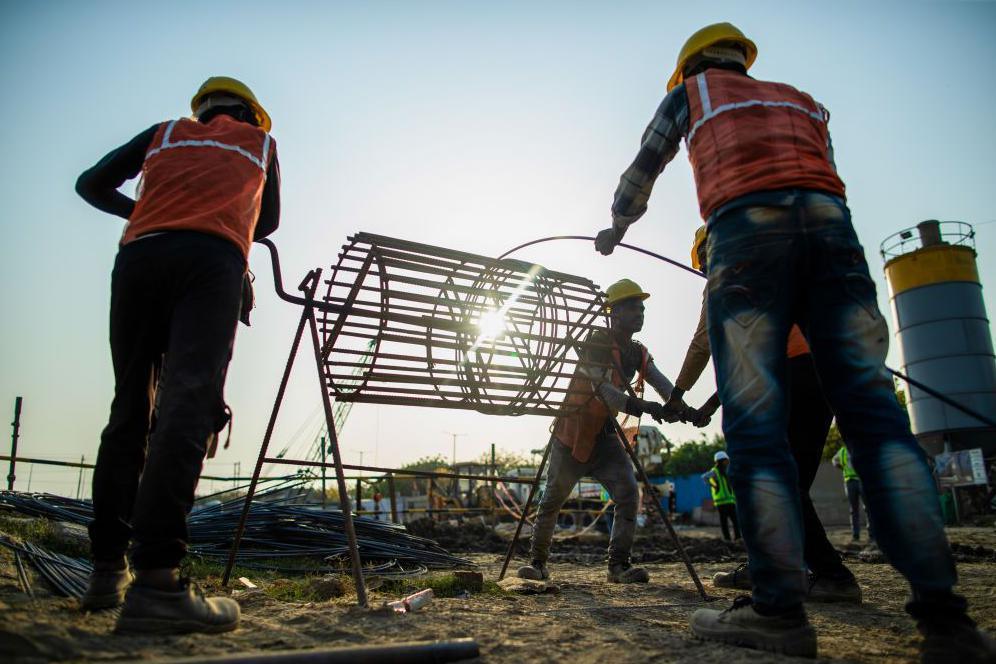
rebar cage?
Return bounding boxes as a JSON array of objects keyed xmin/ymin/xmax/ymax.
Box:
[{"xmin": 316, "ymin": 232, "xmax": 610, "ymax": 417}]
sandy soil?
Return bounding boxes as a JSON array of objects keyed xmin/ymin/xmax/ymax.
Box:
[{"xmin": 1, "ymin": 526, "xmax": 994, "ymax": 663}]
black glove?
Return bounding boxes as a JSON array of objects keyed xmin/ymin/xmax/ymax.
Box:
[
  {"xmin": 642, "ymin": 401, "xmax": 668, "ymax": 423},
  {"xmin": 688, "ymin": 407, "xmax": 712, "ymax": 428},
  {"xmin": 660, "ymin": 396, "xmax": 690, "ymax": 423},
  {"xmin": 595, "ymin": 226, "xmax": 625, "ymax": 255}
]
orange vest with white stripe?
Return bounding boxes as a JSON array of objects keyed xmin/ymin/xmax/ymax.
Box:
[
  {"xmin": 685, "ymin": 70, "xmax": 845, "ymax": 220},
  {"xmin": 553, "ymin": 339, "xmax": 648, "ymax": 463},
  {"xmin": 124, "ymin": 115, "xmax": 274, "ymax": 259}
]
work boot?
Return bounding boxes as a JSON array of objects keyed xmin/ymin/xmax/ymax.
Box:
[
  {"xmin": 712, "ymin": 562, "xmax": 751, "ymax": 590},
  {"xmin": 115, "ymin": 577, "xmax": 240, "ymax": 635},
  {"xmin": 607, "ymin": 561, "xmax": 649, "ymax": 584},
  {"xmin": 690, "ymin": 596, "xmax": 817, "ymax": 659},
  {"xmin": 919, "ymin": 620, "xmax": 996, "ymax": 664},
  {"xmin": 516, "ymin": 560, "xmax": 549, "ymax": 581},
  {"xmin": 807, "ymin": 571, "xmax": 862, "ymax": 604},
  {"xmin": 80, "ymin": 559, "xmax": 133, "ymax": 611}
]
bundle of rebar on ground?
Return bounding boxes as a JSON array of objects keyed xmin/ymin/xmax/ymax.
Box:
[
  {"xmin": 0, "ymin": 485, "xmax": 473, "ymax": 598},
  {"xmin": 0, "ymin": 534, "xmax": 92, "ymax": 598}
]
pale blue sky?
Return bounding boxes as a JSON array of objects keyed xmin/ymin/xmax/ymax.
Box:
[{"xmin": 2, "ymin": 1, "xmax": 994, "ymax": 496}]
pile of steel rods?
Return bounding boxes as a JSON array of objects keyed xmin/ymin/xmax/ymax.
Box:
[
  {"xmin": 0, "ymin": 486, "xmax": 473, "ymax": 595},
  {"xmin": 0, "ymin": 534, "xmax": 91, "ymax": 598}
]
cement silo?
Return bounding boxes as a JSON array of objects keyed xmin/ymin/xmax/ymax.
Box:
[{"xmin": 880, "ymin": 220, "xmax": 996, "ymax": 456}]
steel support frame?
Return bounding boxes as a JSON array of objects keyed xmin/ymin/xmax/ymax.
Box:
[
  {"xmin": 497, "ymin": 413, "xmax": 709, "ymax": 601},
  {"xmin": 222, "ymin": 269, "xmax": 368, "ymax": 606}
]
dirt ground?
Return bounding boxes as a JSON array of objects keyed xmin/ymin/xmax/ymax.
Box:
[{"xmin": 1, "ymin": 525, "xmax": 994, "ymax": 663}]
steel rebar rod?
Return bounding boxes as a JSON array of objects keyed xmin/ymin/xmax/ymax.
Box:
[
  {"xmin": 497, "ymin": 437, "xmax": 553, "ymax": 580},
  {"xmin": 222, "ymin": 279, "xmax": 314, "ymax": 587}
]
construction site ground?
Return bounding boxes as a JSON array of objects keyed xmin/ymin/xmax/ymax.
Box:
[{"xmin": 1, "ymin": 523, "xmax": 995, "ymax": 663}]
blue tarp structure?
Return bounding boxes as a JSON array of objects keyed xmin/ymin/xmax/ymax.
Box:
[{"xmin": 649, "ymin": 474, "xmax": 712, "ymax": 514}]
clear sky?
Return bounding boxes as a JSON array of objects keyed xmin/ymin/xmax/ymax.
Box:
[{"xmin": 1, "ymin": 1, "xmax": 994, "ymax": 497}]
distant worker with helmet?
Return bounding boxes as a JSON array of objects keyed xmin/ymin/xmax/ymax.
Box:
[
  {"xmin": 75, "ymin": 76, "xmax": 279, "ymax": 634},
  {"xmin": 680, "ymin": 225, "xmax": 863, "ymax": 604},
  {"xmin": 595, "ymin": 22, "xmax": 994, "ymax": 662},
  {"xmin": 701, "ymin": 451, "xmax": 738, "ymax": 542},
  {"xmin": 517, "ymin": 279, "xmax": 675, "ymax": 585}
]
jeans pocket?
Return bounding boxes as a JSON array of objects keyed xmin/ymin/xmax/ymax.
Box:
[
  {"xmin": 843, "ymin": 272, "xmax": 881, "ymax": 320},
  {"xmin": 826, "ymin": 233, "xmax": 880, "ymax": 320},
  {"xmin": 718, "ymin": 283, "xmax": 771, "ymax": 329}
]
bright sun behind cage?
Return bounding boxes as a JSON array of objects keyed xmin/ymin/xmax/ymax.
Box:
[{"xmin": 475, "ymin": 308, "xmax": 509, "ymax": 341}]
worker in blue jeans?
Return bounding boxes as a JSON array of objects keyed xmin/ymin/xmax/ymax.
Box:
[{"xmin": 596, "ymin": 21, "xmax": 995, "ymax": 663}]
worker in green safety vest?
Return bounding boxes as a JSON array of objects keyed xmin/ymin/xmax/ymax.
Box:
[
  {"xmin": 702, "ymin": 451, "xmax": 740, "ymax": 541},
  {"xmin": 832, "ymin": 446, "xmax": 874, "ymax": 542}
]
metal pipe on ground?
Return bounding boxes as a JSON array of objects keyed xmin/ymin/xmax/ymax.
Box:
[{"xmin": 141, "ymin": 639, "xmax": 480, "ymax": 664}]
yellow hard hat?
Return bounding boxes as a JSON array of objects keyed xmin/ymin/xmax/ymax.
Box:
[
  {"xmin": 690, "ymin": 225, "xmax": 708, "ymax": 271},
  {"xmin": 191, "ymin": 76, "xmax": 272, "ymax": 132},
  {"xmin": 667, "ymin": 22, "xmax": 757, "ymax": 92},
  {"xmin": 605, "ymin": 279, "xmax": 650, "ymax": 309}
]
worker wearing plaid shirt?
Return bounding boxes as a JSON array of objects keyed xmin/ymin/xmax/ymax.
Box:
[{"xmin": 594, "ymin": 21, "xmax": 994, "ymax": 663}]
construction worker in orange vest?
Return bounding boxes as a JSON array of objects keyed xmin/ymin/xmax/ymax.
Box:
[
  {"xmin": 517, "ymin": 279, "xmax": 674, "ymax": 584},
  {"xmin": 75, "ymin": 76, "xmax": 279, "ymax": 635},
  {"xmin": 595, "ymin": 23, "xmax": 994, "ymax": 662}
]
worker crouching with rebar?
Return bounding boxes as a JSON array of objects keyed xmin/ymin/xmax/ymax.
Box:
[
  {"xmin": 74, "ymin": 76, "xmax": 280, "ymax": 635},
  {"xmin": 517, "ymin": 279, "xmax": 674, "ymax": 584}
]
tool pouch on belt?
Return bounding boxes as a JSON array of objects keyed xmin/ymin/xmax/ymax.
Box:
[
  {"xmin": 239, "ymin": 270, "xmax": 255, "ymax": 327},
  {"xmin": 205, "ymin": 404, "xmax": 233, "ymax": 459}
]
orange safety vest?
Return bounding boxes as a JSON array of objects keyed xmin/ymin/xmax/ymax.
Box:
[
  {"xmin": 685, "ymin": 70, "xmax": 846, "ymax": 221},
  {"xmin": 553, "ymin": 339, "xmax": 649, "ymax": 463},
  {"xmin": 786, "ymin": 324, "xmax": 810, "ymax": 359},
  {"xmin": 124, "ymin": 115, "xmax": 274, "ymax": 259}
]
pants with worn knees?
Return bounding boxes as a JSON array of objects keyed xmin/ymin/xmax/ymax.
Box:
[
  {"xmin": 530, "ymin": 431, "xmax": 639, "ymax": 565},
  {"xmin": 705, "ymin": 189, "xmax": 961, "ymax": 621},
  {"xmin": 89, "ymin": 232, "xmax": 244, "ymax": 570}
]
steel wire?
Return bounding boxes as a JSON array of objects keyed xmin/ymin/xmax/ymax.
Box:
[{"xmin": 0, "ymin": 489, "xmax": 472, "ymax": 576}]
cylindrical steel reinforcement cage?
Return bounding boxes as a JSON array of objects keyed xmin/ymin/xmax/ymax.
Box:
[
  {"xmin": 314, "ymin": 232, "xmax": 612, "ymax": 417},
  {"xmin": 881, "ymin": 220, "xmax": 996, "ymax": 455}
]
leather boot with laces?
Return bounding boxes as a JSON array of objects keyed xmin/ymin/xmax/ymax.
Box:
[
  {"xmin": 516, "ymin": 560, "xmax": 549, "ymax": 581},
  {"xmin": 919, "ymin": 619, "xmax": 996, "ymax": 664},
  {"xmin": 115, "ymin": 575, "xmax": 240, "ymax": 635},
  {"xmin": 807, "ymin": 570, "xmax": 862, "ymax": 604},
  {"xmin": 80, "ymin": 558, "xmax": 133, "ymax": 611},
  {"xmin": 607, "ymin": 561, "xmax": 649, "ymax": 583},
  {"xmin": 691, "ymin": 596, "xmax": 817, "ymax": 658},
  {"xmin": 712, "ymin": 562, "xmax": 751, "ymax": 590}
]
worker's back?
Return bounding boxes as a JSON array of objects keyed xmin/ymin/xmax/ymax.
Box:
[
  {"xmin": 126, "ymin": 114, "xmax": 274, "ymax": 257},
  {"xmin": 684, "ymin": 69, "xmax": 846, "ymax": 219}
]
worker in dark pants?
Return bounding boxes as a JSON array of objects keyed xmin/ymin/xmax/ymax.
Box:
[
  {"xmin": 517, "ymin": 279, "xmax": 674, "ymax": 584},
  {"xmin": 833, "ymin": 445, "xmax": 874, "ymax": 542},
  {"xmin": 75, "ymin": 76, "xmax": 280, "ymax": 635},
  {"xmin": 678, "ymin": 228, "xmax": 861, "ymax": 603},
  {"xmin": 701, "ymin": 451, "xmax": 739, "ymax": 541},
  {"xmin": 597, "ymin": 22, "xmax": 995, "ymax": 661}
]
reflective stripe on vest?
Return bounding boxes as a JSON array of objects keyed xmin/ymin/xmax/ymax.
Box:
[
  {"xmin": 710, "ymin": 466, "xmax": 735, "ymax": 506},
  {"xmin": 687, "ymin": 74, "xmax": 826, "ymax": 145},
  {"xmin": 145, "ymin": 119, "xmax": 272, "ymax": 172},
  {"xmin": 124, "ymin": 116, "xmax": 273, "ymax": 258},
  {"xmin": 684, "ymin": 70, "xmax": 846, "ymax": 220}
]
